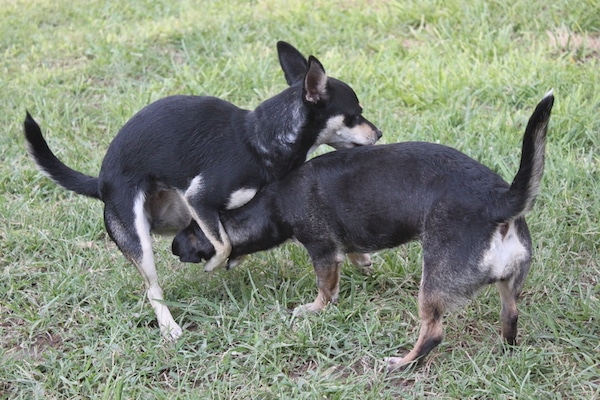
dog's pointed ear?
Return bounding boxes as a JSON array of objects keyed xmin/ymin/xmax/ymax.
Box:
[
  {"xmin": 277, "ymin": 41, "xmax": 308, "ymax": 86},
  {"xmin": 304, "ymin": 56, "xmax": 328, "ymax": 104}
]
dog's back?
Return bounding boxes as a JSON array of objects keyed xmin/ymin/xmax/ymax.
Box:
[
  {"xmin": 99, "ymin": 95, "xmax": 259, "ymax": 191},
  {"xmin": 276, "ymin": 143, "xmax": 511, "ymax": 253}
]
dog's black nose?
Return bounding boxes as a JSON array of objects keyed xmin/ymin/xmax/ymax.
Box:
[{"xmin": 376, "ymin": 129, "xmax": 383, "ymax": 140}]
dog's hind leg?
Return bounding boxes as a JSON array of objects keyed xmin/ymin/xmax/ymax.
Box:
[
  {"xmin": 105, "ymin": 191, "xmax": 182, "ymax": 341},
  {"xmin": 496, "ymin": 256, "xmax": 530, "ymax": 346},
  {"xmin": 386, "ymin": 248, "xmax": 448, "ymax": 370},
  {"xmin": 496, "ymin": 279, "xmax": 520, "ymax": 345},
  {"xmin": 347, "ymin": 253, "xmax": 373, "ymax": 275},
  {"xmin": 294, "ymin": 252, "xmax": 344, "ymax": 315},
  {"xmin": 386, "ymin": 287, "xmax": 445, "ymax": 371}
]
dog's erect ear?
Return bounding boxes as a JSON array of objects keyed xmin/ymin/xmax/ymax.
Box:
[
  {"xmin": 277, "ymin": 41, "xmax": 308, "ymax": 86},
  {"xmin": 304, "ymin": 56, "xmax": 328, "ymax": 104}
]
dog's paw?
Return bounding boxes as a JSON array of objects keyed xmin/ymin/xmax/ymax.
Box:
[
  {"xmin": 292, "ymin": 302, "xmax": 324, "ymax": 316},
  {"xmin": 226, "ymin": 255, "xmax": 247, "ymax": 270},
  {"xmin": 292, "ymin": 305, "xmax": 308, "ymax": 317},
  {"xmin": 384, "ymin": 356, "xmax": 415, "ymax": 372},
  {"xmin": 161, "ymin": 322, "xmax": 183, "ymax": 342},
  {"xmin": 204, "ymin": 255, "xmax": 227, "ymax": 272}
]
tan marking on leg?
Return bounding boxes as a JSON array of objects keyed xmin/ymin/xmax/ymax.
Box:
[
  {"xmin": 386, "ymin": 292, "xmax": 445, "ymax": 370},
  {"xmin": 496, "ymin": 280, "xmax": 519, "ymax": 345},
  {"xmin": 203, "ymin": 220, "xmax": 231, "ymax": 271},
  {"xmin": 294, "ymin": 257, "xmax": 342, "ymax": 315},
  {"xmin": 185, "ymin": 207, "xmax": 231, "ymax": 272}
]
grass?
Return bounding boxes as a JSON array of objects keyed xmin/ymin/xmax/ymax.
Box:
[{"xmin": 1, "ymin": 0, "xmax": 599, "ymax": 398}]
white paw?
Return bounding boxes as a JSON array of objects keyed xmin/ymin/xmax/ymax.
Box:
[
  {"xmin": 384, "ymin": 356, "xmax": 413, "ymax": 371},
  {"xmin": 204, "ymin": 255, "xmax": 227, "ymax": 272},
  {"xmin": 161, "ymin": 322, "xmax": 183, "ymax": 341},
  {"xmin": 226, "ymin": 255, "xmax": 246, "ymax": 270},
  {"xmin": 292, "ymin": 302, "xmax": 322, "ymax": 317}
]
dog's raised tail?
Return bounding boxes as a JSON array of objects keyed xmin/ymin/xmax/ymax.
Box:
[
  {"xmin": 24, "ymin": 112, "xmax": 101, "ymax": 199},
  {"xmin": 499, "ymin": 91, "xmax": 554, "ymax": 221}
]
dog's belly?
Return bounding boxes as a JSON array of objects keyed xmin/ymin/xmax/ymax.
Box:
[
  {"xmin": 334, "ymin": 225, "xmax": 419, "ymax": 254},
  {"xmin": 342, "ymin": 238, "xmax": 415, "ymax": 254},
  {"xmin": 145, "ymin": 176, "xmax": 259, "ymax": 235},
  {"xmin": 145, "ymin": 190, "xmax": 192, "ymax": 234}
]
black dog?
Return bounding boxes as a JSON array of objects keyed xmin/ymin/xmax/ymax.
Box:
[
  {"xmin": 173, "ymin": 92, "xmax": 554, "ymax": 369},
  {"xmin": 23, "ymin": 41, "xmax": 381, "ymax": 340}
]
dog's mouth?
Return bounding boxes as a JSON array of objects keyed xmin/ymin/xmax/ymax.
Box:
[{"xmin": 330, "ymin": 142, "xmax": 364, "ymax": 150}]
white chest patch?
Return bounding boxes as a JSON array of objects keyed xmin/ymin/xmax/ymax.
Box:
[
  {"xmin": 226, "ymin": 187, "xmax": 258, "ymax": 210},
  {"xmin": 482, "ymin": 222, "xmax": 529, "ymax": 280}
]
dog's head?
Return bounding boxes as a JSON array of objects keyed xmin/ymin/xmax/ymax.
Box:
[
  {"xmin": 172, "ymin": 220, "xmax": 215, "ymax": 263},
  {"xmin": 277, "ymin": 41, "xmax": 382, "ymax": 151}
]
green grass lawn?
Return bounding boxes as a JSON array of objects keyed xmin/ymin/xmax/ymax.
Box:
[{"xmin": 1, "ymin": 0, "xmax": 599, "ymax": 398}]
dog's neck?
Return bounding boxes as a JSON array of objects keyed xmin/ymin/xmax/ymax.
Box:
[{"xmin": 246, "ymin": 86, "xmax": 319, "ymax": 180}]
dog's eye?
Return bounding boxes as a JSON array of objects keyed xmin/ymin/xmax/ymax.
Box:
[{"xmin": 347, "ymin": 114, "xmax": 361, "ymax": 125}]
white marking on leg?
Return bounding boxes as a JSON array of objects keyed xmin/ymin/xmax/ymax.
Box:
[
  {"xmin": 203, "ymin": 220, "xmax": 231, "ymax": 271},
  {"xmin": 183, "ymin": 173, "xmax": 233, "ymax": 270},
  {"xmin": 184, "ymin": 174, "xmax": 204, "ymax": 198},
  {"xmin": 226, "ymin": 187, "xmax": 258, "ymax": 210},
  {"xmin": 133, "ymin": 191, "xmax": 182, "ymax": 340},
  {"xmin": 183, "ymin": 204, "xmax": 231, "ymax": 272}
]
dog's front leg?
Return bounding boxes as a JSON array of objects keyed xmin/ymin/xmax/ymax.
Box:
[
  {"xmin": 184, "ymin": 205, "xmax": 232, "ymax": 271},
  {"xmin": 202, "ymin": 219, "xmax": 232, "ymax": 271},
  {"xmin": 293, "ymin": 253, "xmax": 344, "ymax": 315}
]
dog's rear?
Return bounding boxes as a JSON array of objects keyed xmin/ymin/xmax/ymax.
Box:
[{"xmin": 388, "ymin": 91, "xmax": 554, "ymax": 369}]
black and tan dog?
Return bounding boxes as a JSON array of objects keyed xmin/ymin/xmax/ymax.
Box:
[
  {"xmin": 173, "ymin": 92, "xmax": 554, "ymax": 369},
  {"xmin": 23, "ymin": 41, "xmax": 381, "ymax": 340}
]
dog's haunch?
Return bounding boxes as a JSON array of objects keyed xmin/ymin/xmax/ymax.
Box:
[{"xmin": 172, "ymin": 221, "xmax": 216, "ymax": 263}]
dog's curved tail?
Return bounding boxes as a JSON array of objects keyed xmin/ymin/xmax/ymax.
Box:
[
  {"xmin": 496, "ymin": 90, "xmax": 554, "ymax": 222},
  {"xmin": 23, "ymin": 112, "xmax": 101, "ymax": 199}
]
